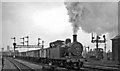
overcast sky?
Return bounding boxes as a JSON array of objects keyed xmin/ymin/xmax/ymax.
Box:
[
  {"xmin": 1, "ymin": 0, "xmax": 119, "ymax": 52},
  {"xmin": 0, "ymin": 2, "xmax": 2, "ymax": 51}
]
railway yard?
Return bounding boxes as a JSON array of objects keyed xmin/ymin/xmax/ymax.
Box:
[
  {"xmin": 1, "ymin": 57, "xmax": 119, "ymax": 71},
  {"xmin": 1, "ymin": 2, "xmax": 120, "ymax": 71},
  {"xmin": 1, "ymin": 34, "xmax": 120, "ymax": 71},
  {"xmin": 0, "ymin": 34, "xmax": 119, "ymax": 71}
]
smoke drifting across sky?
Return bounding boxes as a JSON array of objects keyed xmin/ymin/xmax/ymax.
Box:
[{"xmin": 65, "ymin": 2, "xmax": 118, "ymax": 36}]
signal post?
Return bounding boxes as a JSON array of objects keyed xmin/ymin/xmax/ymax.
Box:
[
  {"xmin": 91, "ymin": 33, "xmax": 107, "ymax": 60},
  {"xmin": 11, "ymin": 37, "xmax": 16, "ymax": 58},
  {"xmin": 91, "ymin": 33, "xmax": 106, "ymax": 49}
]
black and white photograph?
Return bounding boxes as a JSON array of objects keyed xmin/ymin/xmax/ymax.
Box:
[{"xmin": 0, "ymin": 0, "xmax": 119, "ymax": 71}]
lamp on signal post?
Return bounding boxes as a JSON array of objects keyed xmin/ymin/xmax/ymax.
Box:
[
  {"xmin": 42, "ymin": 40, "xmax": 44, "ymax": 49},
  {"xmin": 37, "ymin": 38, "xmax": 44, "ymax": 48},
  {"xmin": 20, "ymin": 37, "xmax": 24, "ymax": 45},
  {"xmin": 11, "ymin": 37, "xmax": 16, "ymax": 52},
  {"xmin": 20, "ymin": 37, "xmax": 24, "ymax": 46},
  {"xmin": 25, "ymin": 36, "xmax": 29, "ymax": 46},
  {"xmin": 11, "ymin": 37, "xmax": 16, "ymax": 43},
  {"xmin": 38, "ymin": 38, "xmax": 41, "ymax": 46}
]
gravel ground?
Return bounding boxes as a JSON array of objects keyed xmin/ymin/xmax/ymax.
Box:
[{"xmin": 84, "ymin": 60, "xmax": 119, "ymax": 67}]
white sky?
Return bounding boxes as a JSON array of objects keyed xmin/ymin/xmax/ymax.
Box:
[
  {"xmin": 1, "ymin": 0, "xmax": 119, "ymax": 2},
  {"xmin": 0, "ymin": 2, "xmax": 2, "ymax": 51},
  {"xmin": 1, "ymin": 1, "xmax": 119, "ymax": 52}
]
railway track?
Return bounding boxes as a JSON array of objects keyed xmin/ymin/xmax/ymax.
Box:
[
  {"xmin": 44, "ymin": 63, "xmax": 118, "ymax": 71},
  {"xmin": 6, "ymin": 57, "xmax": 35, "ymax": 71},
  {"xmin": 6, "ymin": 57, "xmax": 118, "ymax": 71},
  {"xmin": 82, "ymin": 67, "xmax": 118, "ymax": 71},
  {"xmin": 41, "ymin": 62, "xmax": 118, "ymax": 71},
  {"xmin": 83, "ymin": 64, "xmax": 119, "ymax": 71}
]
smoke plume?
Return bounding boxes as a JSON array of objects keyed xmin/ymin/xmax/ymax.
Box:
[{"xmin": 65, "ymin": 2, "xmax": 118, "ymax": 36}]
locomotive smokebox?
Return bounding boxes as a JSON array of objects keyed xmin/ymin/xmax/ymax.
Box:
[{"xmin": 73, "ymin": 34, "xmax": 77, "ymax": 42}]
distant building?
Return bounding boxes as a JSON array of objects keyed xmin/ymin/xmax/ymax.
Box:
[{"xmin": 111, "ymin": 35, "xmax": 120, "ymax": 63}]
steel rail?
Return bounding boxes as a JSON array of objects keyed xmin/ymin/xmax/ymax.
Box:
[{"xmin": 6, "ymin": 57, "xmax": 35, "ymax": 71}]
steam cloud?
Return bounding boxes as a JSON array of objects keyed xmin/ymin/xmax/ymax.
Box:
[{"xmin": 65, "ymin": 2, "xmax": 118, "ymax": 36}]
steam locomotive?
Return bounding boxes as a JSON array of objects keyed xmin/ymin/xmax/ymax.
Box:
[{"xmin": 15, "ymin": 34, "xmax": 84, "ymax": 69}]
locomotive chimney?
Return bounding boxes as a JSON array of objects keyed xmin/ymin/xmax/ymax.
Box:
[{"xmin": 73, "ymin": 34, "xmax": 77, "ymax": 42}]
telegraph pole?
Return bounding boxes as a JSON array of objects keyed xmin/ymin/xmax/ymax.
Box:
[{"xmin": 2, "ymin": 48, "xmax": 4, "ymax": 69}]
